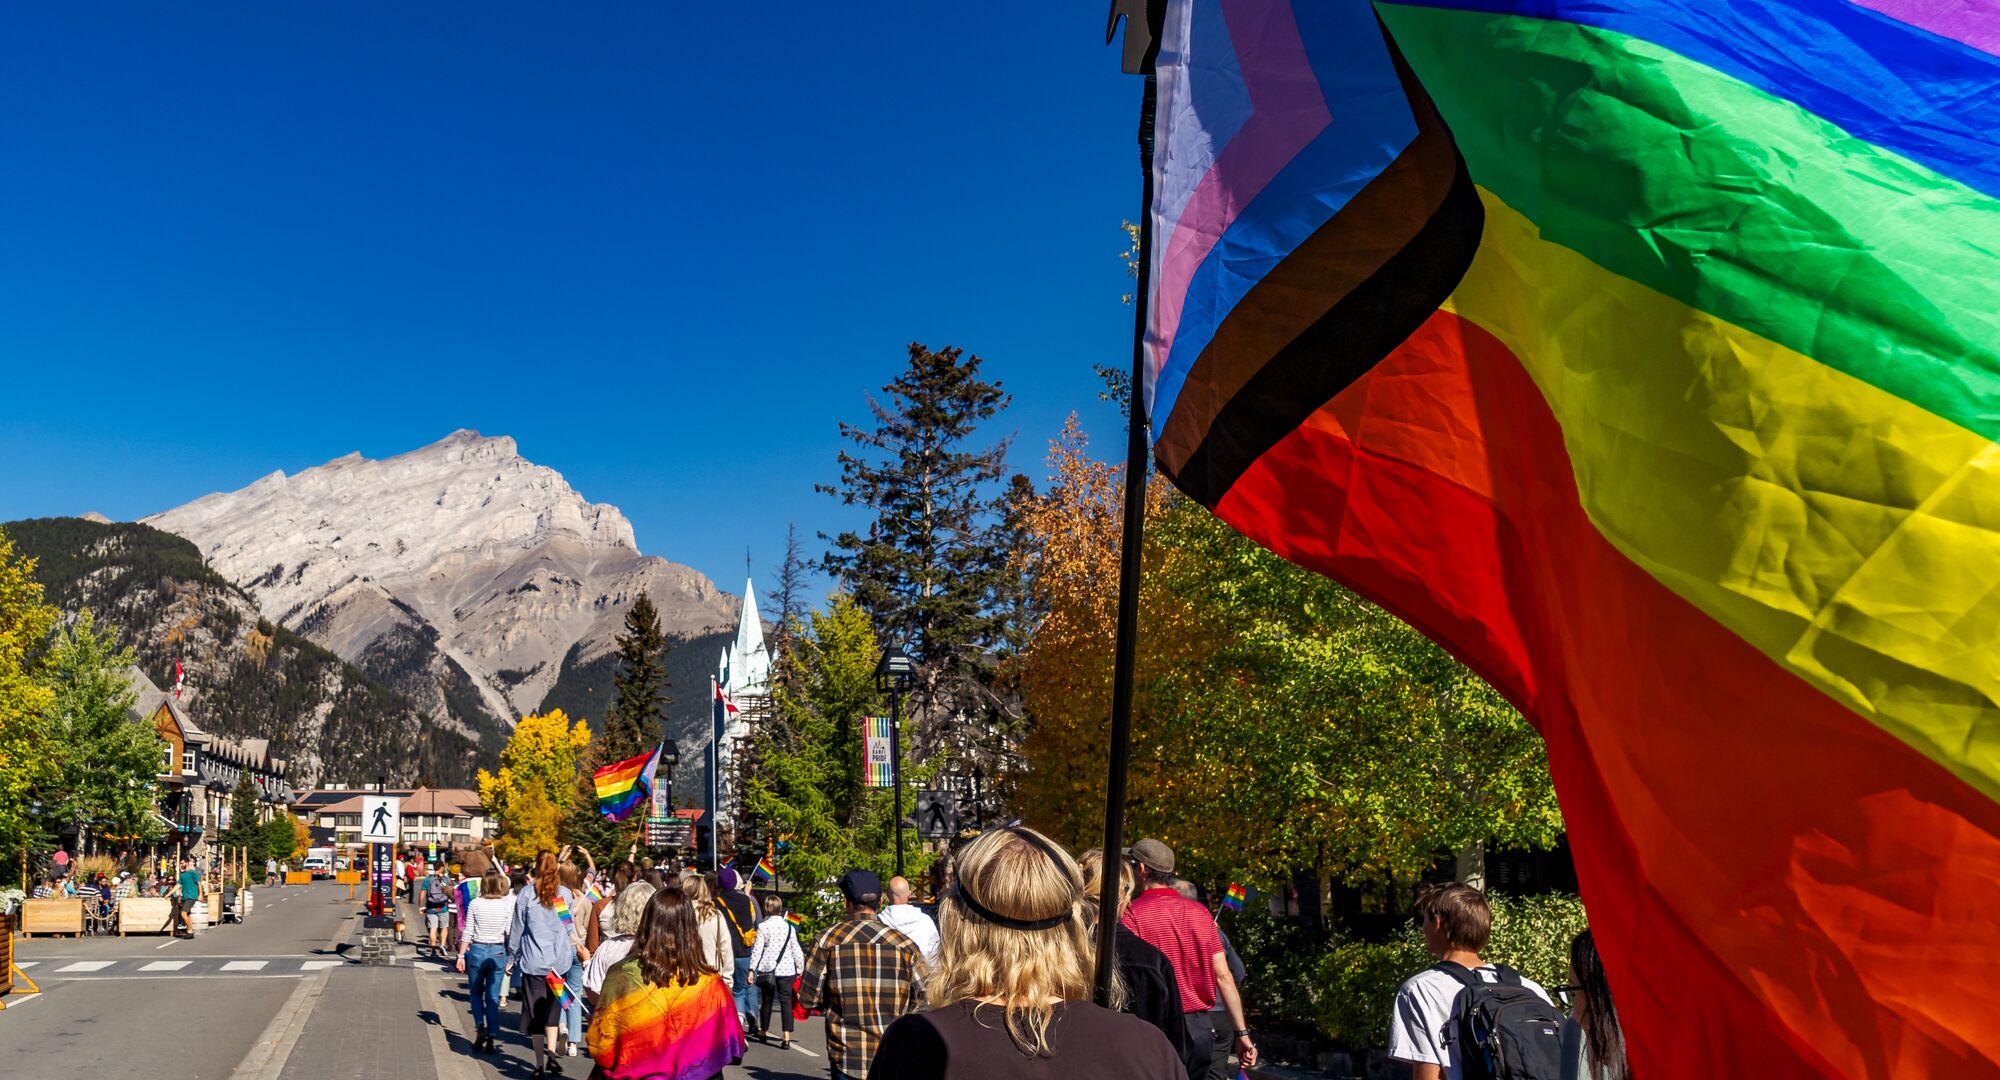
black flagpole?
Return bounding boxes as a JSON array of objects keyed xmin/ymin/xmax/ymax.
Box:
[{"xmin": 1095, "ymin": 0, "xmax": 1161, "ymax": 1009}]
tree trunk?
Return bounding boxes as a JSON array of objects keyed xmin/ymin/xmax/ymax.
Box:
[{"xmin": 1455, "ymin": 840, "xmax": 1487, "ymax": 890}]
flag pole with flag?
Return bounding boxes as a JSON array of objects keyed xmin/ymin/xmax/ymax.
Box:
[{"xmin": 594, "ymin": 742, "xmax": 665, "ymax": 823}]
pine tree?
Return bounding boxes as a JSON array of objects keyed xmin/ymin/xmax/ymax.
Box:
[
  {"xmin": 565, "ymin": 593, "xmax": 671, "ymax": 857},
  {"xmin": 817, "ymin": 342, "xmax": 1019, "ymax": 765},
  {"xmin": 219, "ymin": 773, "xmax": 269, "ymax": 881},
  {"xmin": 766, "ymin": 524, "xmax": 810, "ymax": 689}
]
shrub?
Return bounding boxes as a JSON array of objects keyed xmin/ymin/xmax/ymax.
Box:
[
  {"xmin": 1219, "ymin": 905, "xmax": 1327, "ymax": 1034},
  {"xmin": 1312, "ymin": 891, "xmax": 1590, "ymax": 1050}
]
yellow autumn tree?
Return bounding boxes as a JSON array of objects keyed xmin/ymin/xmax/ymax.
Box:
[{"xmin": 478, "ymin": 708, "xmax": 591, "ymax": 863}]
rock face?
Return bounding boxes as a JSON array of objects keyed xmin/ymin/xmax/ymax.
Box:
[{"xmin": 145, "ymin": 430, "xmax": 738, "ymax": 734}]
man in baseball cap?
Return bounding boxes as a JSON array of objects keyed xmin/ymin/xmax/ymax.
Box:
[
  {"xmin": 800, "ymin": 868, "xmax": 922, "ymax": 1078},
  {"xmin": 1121, "ymin": 839, "xmax": 1258, "ymax": 1077}
]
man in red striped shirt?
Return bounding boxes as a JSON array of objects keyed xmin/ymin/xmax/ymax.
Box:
[{"xmin": 1120, "ymin": 838, "xmax": 1257, "ymax": 1079}]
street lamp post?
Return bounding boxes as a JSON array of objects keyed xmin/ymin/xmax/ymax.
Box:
[{"xmin": 874, "ymin": 644, "xmax": 917, "ymax": 878}]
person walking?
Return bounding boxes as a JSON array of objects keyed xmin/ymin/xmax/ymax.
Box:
[
  {"xmin": 422, "ymin": 863, "xmax": 453, "ymax": 956},
  {"xmin": 1169, "ymin": 878, "xmax": 1248, "ymax": 1072},
  {"xmin": 868, "ymin": 827, "xmax": 1183, "ymax": 1079},
  {"xmin": 266, "ymin": 856, "xmax": 280, "ymax": 887},
  {"xmin": 583, "ymin": 881, "xmax": 655, "ymax": 1004},
  {"xmin": 457, "ymin": 869, "xmax": 516, "ymax": 1055},
  {"xmin": 747, "ymin": 893, "xmax": 806, "ymax": 1047},
  {"xmin": 682, "ymin": 872, "xmax": 736, "ymax": 979},
  {"xmin": 171, "ymin": 857, "xmax": 201, "ymax": 938},
  {"xmin": 715, "ymin": 867, "xmax": 761, "ymax": 1034},
  {"xmin": 510, "ymin": 851, "xmax": 588, "ymax": 1078},
  {"xmin": 1079, "ymin": 850, "xmax": 1188, "ymax": 1063},
  {"xmin": 586, "ymin": 885, "xmax": 746, "ymax": 1080},
  {"xmin": 589, "ymin": 861, "xmax": 637, "ymax": 954},
  {"xmin": 1120, "ymin": 840, "xmax": 1256, "ymax": 1079},
  {"xmin": 1388, "ymin": 883, "xmax": 1559, "ymax": 1080},
  {"xmin": 557, "ymin": 862, "xmax": 595, "ymax": 1059},
  {"xmin": 798, "ymin": 869, "xmax": 925, "ymax": 1080},
  {"xmin": 878, "ymin": 875, "xmax": 940, "ymax": 962},
  {"xmin": 1561, "ymin": 929, "xmax": 1631, "ymax": 1080}
]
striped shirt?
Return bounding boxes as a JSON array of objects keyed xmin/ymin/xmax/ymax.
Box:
[
  {"xmin": 798, "ymin": 914, "xmax": 924, "ymax": 1077},
  {"xmin": 1122, "ymin": 887, "xmax": 1223, "ymax": 1012},
  {"xmin": 462, "ymin": 895, "xmax": 515, "ymax": 948}
]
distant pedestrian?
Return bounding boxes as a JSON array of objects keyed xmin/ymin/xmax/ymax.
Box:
[
  {"xmin": 583, "ymin": 881, "xmax": 654, "ymax": 1004},
  {"xmin": 172, "ymin": 857, "xmax": 202, "ymax": 938},
  {"xmin": 1388, "ymin": 883, "xmax": 1560, "ymax": 1080},
  {"xmin": 52, "ymin": 848, "xmax": 69, "ymax": 880},
  {"xmin": 1561, "ymin": 929, "xmax": 1631, "ymax": 1080},
  {"xmin": 457, "ymin": 869, "xmax": 515, "ymax": 1055},
  {"xmin": 510, "ymin": 851, "xmax": 586, "ymax": 1077},
  {"xmin": 422, "ymin": 863, "xmax": 453, "ymax": 955},
  {"xmin": 586, "ymin": 885, "xmax": 746, "ymax": 1080},
  {"xmin": 1169, "ymin": 877, "xmax": 1247, "ymax": 1069},
  {"xmin": 1120, "ymin": 839, "xmax": 1256, "ymax": 1078},
  {"xmin": 1079, "ymin": 850, "xmax": 1187, "ymax": 1063},
  {"xmin": 799, "ymin": 869, "xmax": 924, "ymax": 1080},
  {"xmin": 589, "ymin": 861, "xmax": 637, "ymax": 954},
  {"xmin": 266, "ymin": 856, "xmax": 280, "ymax": 886},
  {"xmin": 878, "ymin": 875, "xmax": 940, "ymax": 961},
  {"xmin": 715, "ymin": 867, "xmax": 760, "ymax": 1034},
  {"xmin": 869, "ymin": 827, "xmax": 1182, "ymax": 1080},
  {"xmin": 747, "ymin": 893, "xmax": 806, "ymax": 1047}
]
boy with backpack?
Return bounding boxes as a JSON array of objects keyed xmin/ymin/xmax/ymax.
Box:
[
  {"xmin": 1389, "ymin": 883, "xmax": 1565, "ymax": 1080},
  {"xmin": 420, "ymin": 862, "xmax": 452, "ymax": 956}
]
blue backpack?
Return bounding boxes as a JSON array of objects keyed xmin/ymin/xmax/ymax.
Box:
[{"xmin": 1431, "ymin": 962, "xmax": 1565, "ymax": 1080}]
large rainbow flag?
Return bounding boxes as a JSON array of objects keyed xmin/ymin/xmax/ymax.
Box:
[
  {"xmin": 1141, "ymin": 0, "xmax": 2000, "ymax": 1075},
  {"xmin": 594, "ymin": 742, "xmax": 665, "ymax": 823},
  {"xmin": 587, "ymin": 964, "xmax": 745, "ymax": 1080}
]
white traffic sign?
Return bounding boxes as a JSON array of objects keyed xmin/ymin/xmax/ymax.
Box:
[{"xmin": 360, "ymin": 796, "xmax": 400, "ymax": 844}]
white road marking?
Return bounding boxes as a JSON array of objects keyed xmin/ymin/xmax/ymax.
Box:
[
  {"xmin": 300, "ymin": 960, "xmax": 342, "ymax": 971},
  {"xmin": 790, "ymin": 1044, "xmax": 820, "ymax": 1057},
  {"xmin": 221, "ymin": 960, "xmax": 268, "ymax": 972},
  {"xmin": 156, "ymin": 937, "xmax": 182, "ymax": 949},
  {"xmin": 12, "ymin": 962, "xmax": 36, "ymax": 969},
  {"xmin": 140, "ymin": 960, "xmax": 191, "ymax": 971},
  {"xmin": 55, "ymin": 961, "xmax": 114, "ymax": 972}
]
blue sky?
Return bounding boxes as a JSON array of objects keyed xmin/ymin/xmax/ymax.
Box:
[{"xmin": 0, "ymin": 2, "xmax": 1138, "ymax": 596}]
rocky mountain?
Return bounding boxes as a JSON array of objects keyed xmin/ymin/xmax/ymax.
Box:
[
  {"xmin": 5, "ymin": 517, "xmax": 481, "ymax": 787},
  {"xmin": 143, "ymin": 430, "xmax": 740, "ymax": 741}
]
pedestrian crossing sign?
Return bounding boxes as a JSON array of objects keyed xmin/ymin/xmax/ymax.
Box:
[{"xmin": 360, "ymin": 796, "xmax": 399, "ymax": 843}]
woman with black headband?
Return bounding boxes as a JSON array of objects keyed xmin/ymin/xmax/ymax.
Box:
[{"xmin": 867, "ymin": 827, "xmax": 1183, "ymax": 1079}]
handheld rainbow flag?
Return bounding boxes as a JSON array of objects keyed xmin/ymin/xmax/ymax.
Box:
[
  {"xmin": 551, "ymin": 893, "xmax": 575, "ymax": 932},
  {"xmin": 454, "ymin": 878, "xmax": 476, "ymax": 915},
  {"xmin": 752, "ymin": 855, "xmax": 775, "ymax": 884},
  {"xmin": 544, "ymin": 971, "xmax": 576, "ymax": 1011},
  {"xmin": 861, "ymin": 716, "xmax": 895, "ymax": 788},
  {"xmin": 785, "ymin": 911, "xmax": 804, "ymax": 927},
  {"xmin": 1221, "ymin": 883, "xmax": 1245, "ymax": 913},
  {"xmin": 1135, "ymin": 0, "xmax": 2000, "ymax": 1074},
  {"xmin": 594, "ymin": 742, "xmax": 664, "ymax": 822}
]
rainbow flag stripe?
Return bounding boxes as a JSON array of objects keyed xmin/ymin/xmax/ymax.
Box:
[
  {"xmin": 594, "ymin": 742, "xmax": 664, "ymax": 822},
  {"xmin": 784, "ymin": 912, "xmax": 803, "ymax": 927},
  {"xmin": 455, "ymin": 878, "xmax": 477, "ymax": 920},
  {"xmin": 551, "ymin": 893, "xmax": 575, "ymax": 931},
  {"xmin": 545, "ymin": 971, "xmax": 576, "ymax": 1011},
  {"xmin": 1142, "ymin": 1, "xmax": 2000, "ymax": 1074},
  {"xmin": 753, "ymin": 855, "xmax": 775, "ymax": 884},
  {"xmin": 1221, "ymin": 883, "xmax": 1246, "ymax": 913},
  {"xmin": 588, "ymin": 967, "xmax": 744, "ymax": 1080}
]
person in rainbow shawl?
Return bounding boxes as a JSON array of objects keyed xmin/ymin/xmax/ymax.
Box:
[{"xmin": 588, "ymin": 884, "xmax": 746, "ymax": 1080}]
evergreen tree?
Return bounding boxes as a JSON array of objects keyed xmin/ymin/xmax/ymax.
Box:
[
  {"xmin": 766, "ymin": 523, "xmax": 810, "ymax": 686},
  {"xmin": 218, "ymin": 773, "xmax": 269, "ymax": 882},
  {"xmin": 38, "ymin": 610, "xmax": 164, "ymax": 849},
  {"xmin": 817, "ymin": 342, "xmax": 1020, "ymax": 764},
  {"xmin": 566, "ymin": 594, "xmax": 670, "ymax": 857}
]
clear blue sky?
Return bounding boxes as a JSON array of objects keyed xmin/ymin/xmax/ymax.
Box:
[{"xmin": 0, "ymin": 2, "xmax": 1138, "ymax": 595}]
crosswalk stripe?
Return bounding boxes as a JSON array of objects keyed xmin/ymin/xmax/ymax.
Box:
[
  {"xmin": 56, "ymin": 961, "xmax": 114, "ymax": 972},
  {"xmin": 140, "ymin": 960, "xmax": 191, "ymax": 972},
  {"xmin": 299, "ymin": 960, "xmax": 342, "ymax": 971},
  {"xmin": 14, "ymin": 961, "xmax": 38, "ymax": 969},
  {"xmin": 220, "ymin": 960, "xmax": 267, "ymax": 972}
]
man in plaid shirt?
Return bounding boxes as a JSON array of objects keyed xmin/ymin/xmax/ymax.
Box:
[{"xmin": 799, "ymin": 869, "xmax": 924, "ymax": 1079}]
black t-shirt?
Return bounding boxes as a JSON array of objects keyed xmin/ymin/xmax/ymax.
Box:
[
  {"xmin": 1114, "ymin": 926, "xmax": 1189, "ymax": 1063},
  {"xmin": 717, "ymin": 891, "xmax": 759, "ymax": 949},
  {"xmin": 868, "ymin": 1000, "xmax": 1183, "ymax": 1080}
]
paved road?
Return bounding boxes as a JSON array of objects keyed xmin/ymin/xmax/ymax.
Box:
[{"xmin": 1, "ymin": 881, "xmax": 838, "ymax": 1079}]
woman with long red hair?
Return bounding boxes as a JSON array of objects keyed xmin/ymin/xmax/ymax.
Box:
[{"xmin": 509, "ymin": 850, "xmax": 588, "ymax": 1077}]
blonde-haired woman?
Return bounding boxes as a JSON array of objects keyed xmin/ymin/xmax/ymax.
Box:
[
  {"xmin": 681, "ymin": 869, "xmax": 736, "ymax": 976},
  {"xmin": 1077, "ymin": 849, "xmax": 1188, "ymax": 1065},
  {"xmin": 868, "ymin": 827, "xmax": 1182, "ymax": 1079}
]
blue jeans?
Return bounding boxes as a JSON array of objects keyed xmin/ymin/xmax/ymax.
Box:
[
  {"xmin": 563, "ymin": 959, "xmax": 587, "ymax": 1043},
  {"xmin": 733, "ymin": 956, "xmax": 755, "ymax": 1023},
  {"xmin": 465, "ymin": 944, "xmax": 505, "ymax": 1033}
]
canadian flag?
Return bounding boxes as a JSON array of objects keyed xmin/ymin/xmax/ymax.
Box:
[
  {"xmin": 173, "ymin": 659, "xmax": 185, "ymax": 700},
  {"xmin": 715, "ymin": 683, "xmax": 740, "ymax": 717}
]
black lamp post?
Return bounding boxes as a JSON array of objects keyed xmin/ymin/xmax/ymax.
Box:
[
  {"xmin": 874, "ymin": 644, "xmax": 918, "ymax": 877},
  {"xmin": 659, "ymin": 737, "xmax": 681, "ymax": 856}
]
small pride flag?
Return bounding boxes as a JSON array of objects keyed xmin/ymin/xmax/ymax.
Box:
[
  {"xmin": 594, "ymin": 742, "xmax": 664, "ymax": 822},
  {"xmin": 753, "ymin": 855, "xmax": 775, "ymax": 884},
  {"xmin": 545, "ymin": 971, "xmax": 576, "ymax": 1011},
  {"xmin": 785, "ymin": 911, "xmax": 804, "ymax": 927},
  {"xmin": 1222, "ymin": 883, "xmax": 1246, "ymax": 913},
  {"xmin": 455, "ymin": 878, "xmax": 477, "ymax": 915},
  {"xmin": 551, "ymin": 893, "xmax": 576, "ymax": 932}
]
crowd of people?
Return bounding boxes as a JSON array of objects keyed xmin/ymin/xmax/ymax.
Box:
[
  {"xmin": 28, "ymin": 853, "xmax": 234, "ymax": 938},
  {"xmin": 388, "ymin": 829, "xmax": 1626, "ymax": 1080}
]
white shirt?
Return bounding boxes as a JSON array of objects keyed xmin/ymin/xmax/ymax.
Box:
[
  {"xmin": 746, "ymin": 915, "xmax": 806, "ymax": 977},
  {"xmin": 583, "ymin": 934, "xmax": 633, "ymax": 994},
  {"xmin": 696, "ymin": 907, "xmax": 735, "ymax": 971},
  {"xmin": 1388, "ymin": 965, "xmax": 1554, "ymax": 1080},
  {"xmin": 878, "ymin": 903, "xmax": 939, "ymax": 960},
  {"xmin": 461, "ymin": 894, "xmax": 516, "ymax": 948}
]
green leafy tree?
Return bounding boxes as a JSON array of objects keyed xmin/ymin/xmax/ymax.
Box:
[
  {"xmin": 0, "ymin": 528, "xmax": 58, "ymax": 886},
  {"xmin": 218, "ymin": 773, "xmax": 270, "ymax": 881},
  {"xmin": 818, "ymin": 343, "xmax": 1028, "ymax": 775},
  {"xmin": 478, "ymin": 709, "xmax": 589, "ymax": 861},
  {"xmin": 265, "ymin": 810, "xmax": 308, "ymax": 863},
  {"xmin": 568, "ymin": 594, "xmax": 672, "ymax": 857},
  {"xmin": 38, "ymin": 609, "xmax": 165, "ymax": 849},
  {"xmin": 742, "ymin": 594, "xmax": 936, "ymax": 907}
]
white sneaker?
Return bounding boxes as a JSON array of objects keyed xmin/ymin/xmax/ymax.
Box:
[{"xmin": 567, "ymin": 1045, "xmax": 580, "ymax": 1057}]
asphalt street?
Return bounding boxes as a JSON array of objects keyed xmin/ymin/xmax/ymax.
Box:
[{"xmin": 1, "ymin": 881, "xmax": 838, "ymax": 1080}]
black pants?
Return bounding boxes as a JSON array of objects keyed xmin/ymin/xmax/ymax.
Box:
[
  {"xmin": 1180, "ymin": 1012, "xmax": 1215, "ymax": 1080},
  {"xmin": 756, "ymin": 972, "xmax": 794, "ymax": 1034}
]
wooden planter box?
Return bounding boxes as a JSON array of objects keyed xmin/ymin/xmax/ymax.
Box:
[
  {"xmin": 19, "ymin": 898, "xmax": 83, "ymax": 937},
  {"xmin": 118, "ymin": 897, "xmax": 176, "ymax": 936},
  {"xmin": 1, "ymin": 913, "xmax": 13, "ymax": 995}
]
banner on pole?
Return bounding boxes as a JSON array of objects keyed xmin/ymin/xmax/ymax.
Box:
[{"xmin": 863, "ymin": 716, "xmax": 895, "ymax": 787}]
